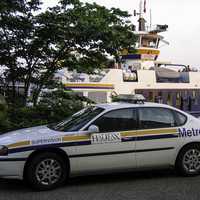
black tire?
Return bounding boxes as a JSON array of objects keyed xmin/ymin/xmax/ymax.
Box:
[
  {"xmin": 25, "ymin": 152, "xmax": 68, "ymax": 191},
  {"xmin": 176, "ymin": 143, "xmax": 200, "ymax": 176}
]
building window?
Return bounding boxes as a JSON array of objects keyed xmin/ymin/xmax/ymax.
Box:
[
  {"xmin": 192, "ymin": 90, "xmax": 198, "ymax": 105},
  {"xmin": 167, "ymin": 93, "xmax": 172, "ymax": 105},
  {"xmin": 148, "ymin": 92, "xmax": 154, "ymax": 102},
  {"xmin": 176, "ymin": 92, "xmax": 181, "ymax": 107}
]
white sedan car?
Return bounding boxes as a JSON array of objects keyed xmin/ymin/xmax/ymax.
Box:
[{"xmin": 0, "ymin": 97, "xmax": 200, "ymax": 190}]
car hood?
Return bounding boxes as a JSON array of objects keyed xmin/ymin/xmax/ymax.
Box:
[{"xmin": 0, "ymin": 125, "xmax": 77, "ymax": 146}]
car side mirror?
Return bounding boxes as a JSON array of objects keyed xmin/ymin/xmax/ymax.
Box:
[{"xmin": 88, "ymin": 125, "xmax": 99, "ymax": 133}]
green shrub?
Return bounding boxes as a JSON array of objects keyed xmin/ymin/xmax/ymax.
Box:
[
  {"xmin": 0, "ymin": 95, "xmax": 11, "ymax": 133},
  {"xmin": 6, "ymin": 106, "xmax": 49, "ymax": 131},
  {"xmin": 0, "ymin": 90, "xmax": 92, "ymax": 133}
]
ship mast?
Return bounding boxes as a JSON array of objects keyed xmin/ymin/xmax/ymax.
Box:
[
  {"xmin": 134, "ymin": 0, "xmax": 146, "ymax": 31},
  {"xmin": 119, "ymin": 0, "xmax": 169, "ymax": 67}
]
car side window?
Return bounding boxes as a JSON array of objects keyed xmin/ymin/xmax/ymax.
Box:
[
  {"xmin": 92, "ymin": 108, "xmax": 137, "ymax": 133},
  {"xmin": 174, "ymin": 111, "xmax": 187, "ymax": 126},
  {"xmin": 139, "ymin": 107, "xmax": 175, "ymax": 129}
]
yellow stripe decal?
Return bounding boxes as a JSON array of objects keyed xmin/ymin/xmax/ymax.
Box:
[
  {"xmin": 137, "ymin": 49, "xmax": 160, "ymax": 55},
  {"xmin": 64, "ymin": 83, "xmax": 114, "ymax": 87},
  {"xmin": 62, "ymin": 135, "xmax": 90, "ymax": 142},
  {"xmin": 137, "ymin": 128, "xmax": 177, "ymax": 135},
  {"xmin": 8, "ymin": 141, "xmax": 30, "ymax": 148},
  {"xmin": 120, "ymin": 48, "xmax": 160, "ymax": 56},
  {"xmin": 121, "ymin": 131, "xmax": 137, "ymax": 137},
  {"xmin": 121, "ymin": 128, "xmax": 178, "ymax": 137}
]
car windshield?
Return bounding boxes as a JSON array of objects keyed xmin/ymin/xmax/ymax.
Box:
[{"xmin": 48, "ymin": 106, "xmax": 104, "ymax": 132}]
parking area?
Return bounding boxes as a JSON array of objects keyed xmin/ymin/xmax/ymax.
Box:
[{"xmin": 0, "ymin": 170, "xmax": 199, "ymax": 200}]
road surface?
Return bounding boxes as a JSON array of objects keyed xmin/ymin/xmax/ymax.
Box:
[{"xmin": 0, "ymin": 170, "xmax": 199, "ymax": 200}]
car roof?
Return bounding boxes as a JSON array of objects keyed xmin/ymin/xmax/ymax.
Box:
[{"xmin": 96, "ymin": 101, "xmax": 175, "ymax": 111}]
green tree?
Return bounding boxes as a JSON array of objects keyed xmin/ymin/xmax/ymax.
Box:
[
  {"xmin": 0, "ymin": 0, "xmax": 136, "ymax": 106},
  {"xmin": 0, "ymin": 0, "xmax": 42, "ymax": 104}
]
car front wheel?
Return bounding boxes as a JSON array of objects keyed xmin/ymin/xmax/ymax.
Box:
[{"xmin": 25, "ymin": 152, "xmax": 68, "ymax": 191}]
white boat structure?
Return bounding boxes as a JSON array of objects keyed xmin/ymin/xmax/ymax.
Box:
[{"xmin": 58, "ymin": 1, "xmax": 200, "ymax": 115}]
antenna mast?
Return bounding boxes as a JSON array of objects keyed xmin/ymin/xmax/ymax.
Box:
[
  {"xmin": 139, "ymin": 0, "xmax": 143, "ymax": 18},
  {"xmin": 134, "ymin": 0, "xmax": 147, "ymax": 31},
  {"xmin": 150, "ymin": 9, "xmax": 152, "ymax": 30}
]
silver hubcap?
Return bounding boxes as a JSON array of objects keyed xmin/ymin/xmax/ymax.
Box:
[
  {"xmin": 35, "ymin": 159, "xmax": 62, "ymax": 186},
  {"xmin": 183, "ymin": 149, "xmax": 200, "ymax": 173}
]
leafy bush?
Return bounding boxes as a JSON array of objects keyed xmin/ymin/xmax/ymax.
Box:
[
  {"xmin": 0, "ymin": 90, "xmax": 93, "ymax": 133},
  {"xmin": 6, "ymin": 106, "xmax": 49, "ymax": 132},
  {"xmin": 0, "ymin": 95, "xmax": 11, "ymax": 133}
]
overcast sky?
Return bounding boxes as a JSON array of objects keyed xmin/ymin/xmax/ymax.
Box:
[{"xmin": 43, "ymin": 0, "xmax": 200, "ymax": 67}]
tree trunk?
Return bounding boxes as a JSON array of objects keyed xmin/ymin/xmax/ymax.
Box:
[
  {"xmin": 32, "ymin": 69, "xmax": 56, "ymax": 106},
  {"xmin": 33, "ymin": 84, "xmax": 42, "ymax": 106},
  {"xmin": 24, "ymin": 76, "xmax": 31, "ymax": 106},
  {"xmin": 11, "ymin": 79, "xmax": 16, "ymax": 104},
  {"xmin": 24, "ymin": 59, "xmax": 39, "ymax": 106}
]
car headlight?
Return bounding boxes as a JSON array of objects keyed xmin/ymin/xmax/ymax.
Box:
[{"xmin": 0, "ymin": 145, "xmax": 8, "ymax": 156}]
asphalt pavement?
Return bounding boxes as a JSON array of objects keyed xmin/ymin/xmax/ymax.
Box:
[{"xmin": 0, "ymin": 170, "xmax": 199, "ymax": 200}]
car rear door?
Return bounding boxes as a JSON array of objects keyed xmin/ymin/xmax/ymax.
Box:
[
  {"xmin": 136, "ymin": 107, "xmax": 178, "ymax": 168},
  {"xmin": 71, "ymin": 108, "xmax": 138, "ymax": 174}
]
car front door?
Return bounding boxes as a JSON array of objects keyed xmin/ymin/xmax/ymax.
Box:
[
  {"xmin": 72, "ymin": 108, "xmax": 138, "ymax": 174},
  {"xmin": 136, "ymin": 107, "xmax": 178, "ymax": 168}
]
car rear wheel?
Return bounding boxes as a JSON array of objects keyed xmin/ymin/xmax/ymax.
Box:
[
  {"xmin": 176, "ymin": 144, "xmax": 200, "ymax": 176},
  {"xmin": 25, "ymin": 152, "xmax": 68, "ymax": 191}
]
